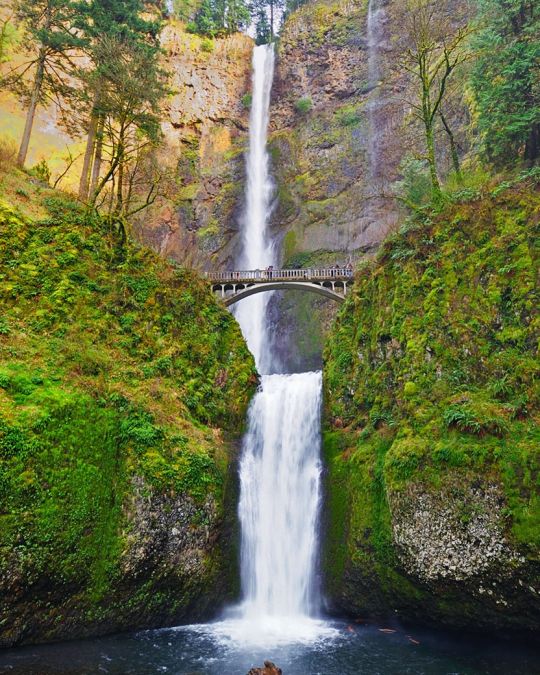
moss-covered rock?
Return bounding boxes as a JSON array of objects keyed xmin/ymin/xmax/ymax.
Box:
[
  {"xmin": 0, "ymin": 175, "xmax": 257, "ymax": 646},
  {"xmin": 322, "ymin": 174, "xmax": 540, "ymax": 634}
]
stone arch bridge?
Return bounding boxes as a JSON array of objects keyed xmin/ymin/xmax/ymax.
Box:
[{"xmin": 206, "ymin": 268, "xmax": 353, "ymax": 307}]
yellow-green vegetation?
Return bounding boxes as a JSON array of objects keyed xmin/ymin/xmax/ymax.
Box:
[
  {"xmin": 323, "ymin": 171, "xmax": 540, "ymax": 629},
  {"xmin": 0, "ymin": 171, "xmax": 256, "ymax": 644}
]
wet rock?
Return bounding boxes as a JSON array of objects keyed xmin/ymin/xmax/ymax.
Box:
[
  {"xmin": 389, "ymin": 481, "xmax": 520, "ymax": 583},
  {"xmin": 247, "ymin": 661, "xmax": 283, "ymax": 675}
]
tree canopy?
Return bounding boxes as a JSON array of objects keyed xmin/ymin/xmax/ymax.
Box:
[{"xmin": 470, "ymin": 0, "xmax": 540, "ymax": 165}]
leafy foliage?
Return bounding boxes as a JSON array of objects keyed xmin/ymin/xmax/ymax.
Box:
[
  {"xmin": 324, "ymin": 175, "xmax": 540, "ymax": 554},
  {"xmin": 470, "ymin": 0, "xmax": 540, "ymax": 165}
]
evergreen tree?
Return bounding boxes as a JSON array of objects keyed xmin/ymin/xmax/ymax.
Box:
[
  {"xmin": 86, "ymin": 34, "xmax": 167, "ymax": 219},
  {"xmin": 254, "ymin": 7, "xmax": 271, "ymax": 45},
  {"xmin": 251, "ymin": 0, "xmax": 283, "ymax": 41},
  {"xmin": 7, "ymin": 0, "xmax": 83, "ymax": 167},
  {"xmin": 471, "ymin": 0, "xmax": 540, "ymax": 165},
  {"xmin": 0, "ymin": 7, "xmax": 16, "ymax": 65},
  {"xmin": 190, "ymin": 0, "xmax": 251, "ymax": 36},
  {"xmin": 74, "ymin": 0, "xmax": 163, "ymax": 200},
  {"xmin": 190, "ymin": 0, "xmax": 218, "ymax": 36}
]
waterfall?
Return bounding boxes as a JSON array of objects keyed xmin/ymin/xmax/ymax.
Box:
[
  {"xmin": 366, "ymin": 0, "xmax": 387, "ymax": 183},
  {"xmin": 233, "ymin": 44, "xmax": 276, "ymax": 374},
  {"xmin": 228, "ymin": 44, "xmax": 327, "ymax": 645},
  {"xmin": 367, "ymin": 0, "xmax": 385, "ymax": 89},
  {"xmin": 239, "ymin": 373, "xmax": 322, "ymax": 619}
]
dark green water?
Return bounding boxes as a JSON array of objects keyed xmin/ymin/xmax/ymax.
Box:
[{"xmin": 0, "ymin": 619, "xmax": 538, "ymax": 675}]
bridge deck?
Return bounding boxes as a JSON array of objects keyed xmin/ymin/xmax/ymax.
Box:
[{"xmin": 207, "ymin": 268, "xmax": 353, "ymax": 283}]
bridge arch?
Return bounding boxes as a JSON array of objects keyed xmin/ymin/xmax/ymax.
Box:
[{"xmin": 218, "ymin": 281, "xmax": 346, "ymax": 307}]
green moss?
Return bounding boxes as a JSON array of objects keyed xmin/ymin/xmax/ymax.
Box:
[
  {"xmin": 323, "ymin": 175, "xmax": 540, "ymax": 615},
  {"xmin": 334, "ymin": 103, "xmax": 362, "ymax": 127},
  {"xmin": 177, "ymin": 183, "xmax": 200, "ymax": 201},
  {"xmin": 283, "ymin": 230, "xmax": 297, "ymax": 261},
  {"xmin": 0, "ymin": 174, "xmax": 257, "ymax": 641}
]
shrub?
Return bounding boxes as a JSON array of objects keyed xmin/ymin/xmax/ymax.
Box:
[
  {"xmin": 395, "ymin": 155, "xmax": 432, "ymax": 208},
  {"xmin": 295, "ymin": 97, "xmax": 313, "ymax": 114},
  {"xmin": 335, "ymin": 105, "xmax": 361, "ymax": 127},
  {"xmin": 0, "ymin": 136, "xmax": 17, "ymax": 173},
  {"xmin": 200, "ymin": 37, "xmax": 214, "ymax": 53},
  {"xmin": 241, "ymin": 93, "xmax": 252, "ymax": 109},
  {"xmin": 30, "ymin": 159, "xmax": 51, "ymax": 184}
]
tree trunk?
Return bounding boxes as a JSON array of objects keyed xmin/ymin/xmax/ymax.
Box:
[
  {"xmin": 115, "ymin": 134, "xmax": 125, "ymax": 216},
  {"xmin": 419, "ymin": 58, "xmax": 441, "ymax": 198},
  {"xmin": 116, "ymin": 159, "xmax": 123, "ymax": 215},
  {"xmin": 440, "ymin": 111, "xmax": 461, "ymax": 181},
  {"xmin": 524, "ymin": 122, "xmax": 540, "ymax": 166},
  {"xmin": 425, "ymin": 122, "xmax": 441, "ymax": 197},
  {"xmin": 89, "ymin": 115, "xmax": 105, "ymax": 198},
  {"xmin": 270, "ymin": 1, "xmax": 274, "ymax": 40},
  {"xmin": 79, "ymin": 111, "xmax": 99, "ymax": 201},
  {"xmin": 17, "ymin": 50, "xmax": 45, "ymax": 168}
]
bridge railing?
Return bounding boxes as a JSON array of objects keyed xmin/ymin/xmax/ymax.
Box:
[{"xmin": 206, "ymin": 268, "xmax": 353, "ymax": 283}]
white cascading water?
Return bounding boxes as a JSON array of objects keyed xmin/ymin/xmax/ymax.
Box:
[
  {"xmin": 238, "ymin": 372, "xmax": 322, "ymax": 620},
  {"xmin": 223, "ymin": 44, "xmax": 329, "ymax": 646},
  {"xmin": 233, "ymin": 44, "xmax": 276, "ymax": 374},
  {"xmin": 366, "ymin": 0, "xmax": 387, "ymax": 183}
]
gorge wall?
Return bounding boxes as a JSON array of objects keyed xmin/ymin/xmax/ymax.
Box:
[
  {"xmin": 322, "ymin": 176, "xmax": 540, "ymax": 634},
  {"xmin": 260, "ymin": 0, "xmax": 472, "ymax": 372},
  {"xmin": 133, "ymin": 24, "xmax": 253, "ymax": 271},
  {"xmin": 270, "ymin": 0, "xmax": 471, "ymax": 265},
  {"xmin": 0, "ymin": 173, "xmax": 257, "ymax": 647}
]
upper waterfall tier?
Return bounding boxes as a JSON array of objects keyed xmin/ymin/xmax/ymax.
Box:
[{"xmin": 233, "ymin": 44, "xmax": 276, "ymax": 374}]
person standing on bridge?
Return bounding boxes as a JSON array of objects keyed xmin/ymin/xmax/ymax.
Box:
[{"xmin": 267, "ymin": 265, "xmax": 273, "ymax": 279}]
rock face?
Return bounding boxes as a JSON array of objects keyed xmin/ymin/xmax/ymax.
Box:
[
  {"xmin": 322, "ymin": 179, "xmax": 540, "ymax": 634},
  {"xmin": 134, "ymin": 25, "xmax": 253, "ymax": 271},
  {"xmin": 3, "ymin": 477, "xmax": 237, "ymax": 647},
  {"xmin": 270, "ymin": 0, "xmax": 470, "ymax": 263},
  {"xmin": 390, "ymin": 481, "xmax": 521, "ymax": 583},
  {"xmin": 257, "ymin": 0, "xmax": 471, "ymax": 372}
]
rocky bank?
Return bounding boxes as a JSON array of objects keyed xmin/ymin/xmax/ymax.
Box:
[
  {"xmin": 322, "ymin": 175, "xmax": 540, "ymax": 634},
  {"xmin": 0, "ymin": 173, "xmax": 256, "ymax": 646}
]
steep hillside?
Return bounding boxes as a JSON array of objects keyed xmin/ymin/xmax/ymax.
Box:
[
  {"xmin": 323, "ymin": 172, "xmax": 540, "ymax": 634},
  {"xmin": 0, "ymin": 171, "xmax": 256, "ymax": 646}
]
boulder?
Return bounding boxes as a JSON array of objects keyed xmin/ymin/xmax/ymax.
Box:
[{"xmin": 247, "ymin": 660, "xmax": 283, "ymax": 675}]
